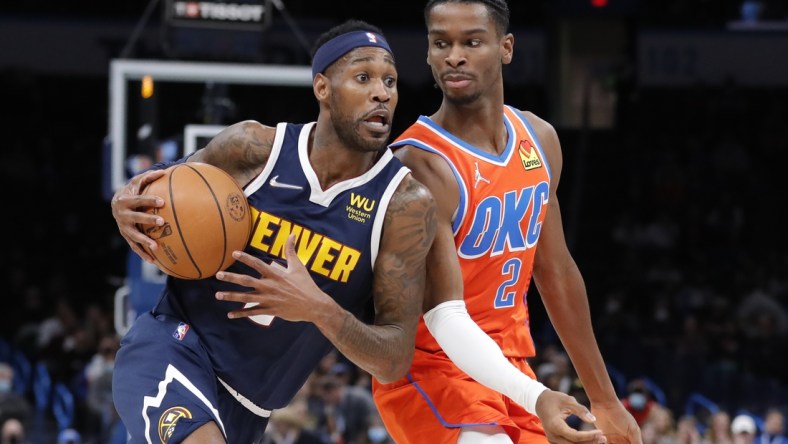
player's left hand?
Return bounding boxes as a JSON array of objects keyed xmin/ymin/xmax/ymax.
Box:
[
  {"xmin": 214, "ymin": 234, "xmax": 333, "ymax": 323},
  {"xmin": 590, "ymin": 400, "xmax": 642, "ymax": 444},
  {"xmin": 536, "ymin": 391, "xmax": 607, "ymax": 444},
  {"xmin": 110, "ymin": 168, "xmax": 167, "ymax": 262}
]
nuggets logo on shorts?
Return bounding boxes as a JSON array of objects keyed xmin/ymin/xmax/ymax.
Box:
[{"xmin": 158, "ymin": 406, "xmax": 193, "ymax": 443}]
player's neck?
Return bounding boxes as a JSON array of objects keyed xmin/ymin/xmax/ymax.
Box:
[
  {"xmin": 432, "ymin": 100, "xmax": 506, "ymax": 155},
  {"xmin": 309, "ymin": 125, "xmax": 378, "ymax": 190}
]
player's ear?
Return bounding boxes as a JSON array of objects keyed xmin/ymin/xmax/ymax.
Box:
[
  {"xmin": 501, "ymin": 33, "xmax": 514, "ymax": 65},
  {"xmin": 313, "ymin": 73, "xmax": 330, "ymax": 101}
]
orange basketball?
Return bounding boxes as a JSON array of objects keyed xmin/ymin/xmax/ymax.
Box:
[{"xmin": 138, "ymin": 162, "xmax": 252, "ymax": 280}]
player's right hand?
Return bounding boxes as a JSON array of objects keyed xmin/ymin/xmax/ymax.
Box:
[
  {"xmin": 215, "ymin": 235, "xmax": 336, "ymax": 324},
  {"xmin": 110, "ymin": 169, "xmax": 166, "ymax": 263},
  {"xmin": 536, "ymin": 390, "xmax": 607, "ymax": 444}
]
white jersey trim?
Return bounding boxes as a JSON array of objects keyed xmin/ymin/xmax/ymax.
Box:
[
  {"xmin": 298, "ymin": 129, "xmax": 397, "ymax": 207},
  {"xmin": 244, "ymin": 121, "xmax": 292, "ymax": 196},
  {"xmin": 413, "ymin": 116, "xmax": 517, "ymax": 167},
  {"xmin": 389, "ymin": 138, "xmax": 469, "ymax": 236},
  {"xmin": 369, "ymin": 167, "xmax": 411, "ymax": 269},
  {"xmin": 218, "ymin": 377, "xmax": 273, "ymax": 418}
]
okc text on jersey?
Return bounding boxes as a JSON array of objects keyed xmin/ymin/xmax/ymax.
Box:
[
  {"xmin": 459, "ymin": 184, "xmax": 549, "ymax": 259},
  {"xmin": 248, "ymin": 207, "xmax": 361, "ymax": 283}
]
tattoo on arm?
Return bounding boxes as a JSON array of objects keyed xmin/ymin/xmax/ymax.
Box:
[
  {"xmin": 331, "ymin": 177, "xmax": 436, "ymax": 381},
  {"xmin": 201, "ymin": 121, "xmax": 274, "ymax": 186}
]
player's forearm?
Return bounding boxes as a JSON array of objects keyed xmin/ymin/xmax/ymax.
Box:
[
  {"xmin": 313, "ymin": 305, "xmax": 414, "ymax": 384},
  {"xmin": 425, "ymin": 300, "xmax": 548, "ymax": 413},
  {"xmin": 538, "ymin": 267, "xmax": 618, "ymax": 404}
]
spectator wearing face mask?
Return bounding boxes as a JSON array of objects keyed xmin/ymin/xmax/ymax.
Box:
[
  {"xmin": 622, "ymin": 378, "xmax": 657, "ymax": 426},
  {"xmin": 0, "ymin": 363, "xmax": 31, "ymax": 430},
  {"xmin": 361, "ymin": 414, "xmax": 390, "ymax": 444}
]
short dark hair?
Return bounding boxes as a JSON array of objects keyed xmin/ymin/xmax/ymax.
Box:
[
  {"xmin": 311, "ymin": 19, "xmax": 387, "ymax": 59},
  {"xmin": 424, "ymin": 0, "xmax": 510, "ymax": 35}
]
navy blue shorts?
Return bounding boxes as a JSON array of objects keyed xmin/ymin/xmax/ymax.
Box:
[{"xmin": 112, "ymin": 312, "xmax": 270, "ymax": 443}]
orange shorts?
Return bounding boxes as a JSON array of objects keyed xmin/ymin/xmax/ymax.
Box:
[{"xmin": 372, "ymin": 350, "xmax": 547, "ymax": 444}]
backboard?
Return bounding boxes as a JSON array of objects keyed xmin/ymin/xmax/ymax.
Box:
[{"xmin": 107, "ymin": 58, "xmax": 312, "ymax": 196}]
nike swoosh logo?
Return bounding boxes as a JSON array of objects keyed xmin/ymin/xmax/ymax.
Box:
[{"xmin": 269, "ymin": 175, "xmax": 303, "ymax": 190}]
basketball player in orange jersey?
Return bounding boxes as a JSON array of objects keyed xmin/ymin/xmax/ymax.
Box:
[{"xmin": 372, "ymin": 1, "xmax": 643, "ymax": 444}]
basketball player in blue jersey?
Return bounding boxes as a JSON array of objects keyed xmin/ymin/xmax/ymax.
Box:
[{"xmin": 109, "ymin": 20, "xmax": 436, "ymax": 443}]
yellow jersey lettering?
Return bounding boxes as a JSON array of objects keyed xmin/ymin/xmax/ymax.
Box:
[
  {"xmin": 270, "ymin": 220, "xmax": 303, "ymax": 259},
  {"xmin": 295, "ymin": 229, "xmax": 323, "ymax": 265},
  {"xmin": 249, "ymin": 211, "xmax": 279, "ymax": 253},
  {"xmin": 350, "ymin": 193, "xmax": 376, "ymax": 212},
  {"xmin": 329, "ymin": 246, "xmax": 361, "ymax": 283},
  {"xmin": 311, "ymin": 238, "xmax": 342, "ymax": 278},
  {"xmin": 248, "ymin": 208, "xmax": 361, "ymax": 283},
  {"xmin": 250, "ymin": 206, "xmax": 261, "ymax": 226}
]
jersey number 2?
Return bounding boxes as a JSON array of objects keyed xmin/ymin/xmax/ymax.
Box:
[{"xmin": 494, "ymin": 258, "xmax": 522, "ymax": 308}]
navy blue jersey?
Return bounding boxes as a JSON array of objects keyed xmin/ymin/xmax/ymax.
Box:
[{"xmin": 154, "ymin": 122, "xmax": 410, "ymax": 409}]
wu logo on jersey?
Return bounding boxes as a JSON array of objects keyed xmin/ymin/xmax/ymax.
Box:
[
  {"xmin": 346, "ymin": 193, "xmax": 375, "ymax": 224},
  {"xmin": 518, "ymin": 140, "xmax": 542, "ymax": 171},
  {"xmin": 350, "ymin": 193, "xmax": 376, "ymax": 211}
]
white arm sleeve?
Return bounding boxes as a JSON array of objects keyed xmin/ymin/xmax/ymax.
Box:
[{"xmin": 423, "ymin": 299, "xmax": 548, "ymax": 414}]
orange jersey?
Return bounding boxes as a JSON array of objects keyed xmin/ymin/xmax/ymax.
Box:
[
  {"xmin": 394, "ymin": 105, "xmax": 551, "ymax": 358},
  {"xmin": 372, "ymin": 106, "xmax": 552, "ymax": 443}
]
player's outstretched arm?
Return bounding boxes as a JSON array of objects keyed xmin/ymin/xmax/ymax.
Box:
[
  {"xmin": 525, "ymin": 111, "xmax": 642, "ymax": 444},
  {"xmin": 216, "ymin": 176, "xmax": 436, "ymax": 383},
  {"xmin": 425, "ymin": 299, "xmax": 605, "ymax": 444}
]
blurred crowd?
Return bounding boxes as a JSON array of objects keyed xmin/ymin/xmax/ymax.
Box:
[{"xmin": 570, "ymin": 80, "xmax": 788, "ymax": 414}]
